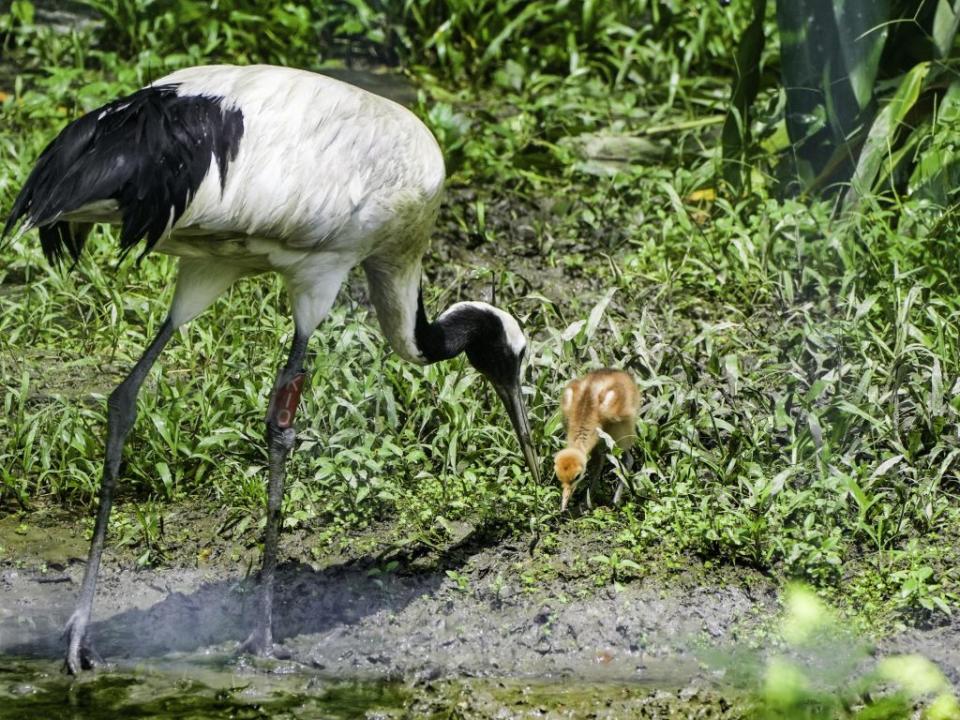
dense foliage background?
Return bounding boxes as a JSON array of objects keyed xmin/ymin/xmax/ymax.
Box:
[{"xmin": 2, "ymin": 0, "xmax": 959, "ymax": 629}]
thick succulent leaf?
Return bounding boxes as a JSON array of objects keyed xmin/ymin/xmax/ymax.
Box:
[
  {"xmin": 844, "ymin": 61, "xmax": 930, "ymax": 208},
  {"xmin": 777, "ymin": 0, "xmax": 838, "ymax": 144},
  {"xmin": 721, "ymin": 0, "xmax": 767, "ymax": 189},
  {"xmin": 833, "ymin": 0, "xmax": 890, "ymax": 109},
  {"xmin": 767, "ymin": 0, "xmax": 957, "ymax": 198},
  {"xmin": 776, "ymin": 0, "xmax": 867, "ymax": 177},
  {"xmin": 933, "ymin": 0, "xmax": 960, "ymax": 58}
]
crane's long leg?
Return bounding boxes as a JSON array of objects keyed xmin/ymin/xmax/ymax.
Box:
[
  {"xmin": 239, "ymin": 331, "xmax": 310, "ymax": 657},
  {"xmin": 63, "ymin": 258, "xmax": 244, "ymax": 674},
  {"xmin": 64, "ymin": 317, "xmax": 175, "ymax": 674}
]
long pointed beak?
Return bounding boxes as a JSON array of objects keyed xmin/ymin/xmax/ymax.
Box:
[
  {"xmin": 493, "ymin": 380, "xmax": 541, "ymax": 484},
  {"xmin": 561, "ymin": 484, "xmax": 573, "ymax": 512}
]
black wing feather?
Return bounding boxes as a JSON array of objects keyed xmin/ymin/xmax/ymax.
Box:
[{"xmin": 2, "ymin": 84, "xmax": 244, "ymax": 264}]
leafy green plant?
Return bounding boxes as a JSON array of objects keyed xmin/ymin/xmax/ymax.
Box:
[
  {"xmin": 444, "ymin": 569, "xmax": 471, "ymax": 593},
  {"xmin": 703, "ymin": 584, "xmax": 960, "ymax": 717},
  {"xmin": 588, "ymin": 548, "xmax": 643, "ymax": 584},
  {"xmin": 109, "ymin": 501, "xmax": 165, "ymax": 566},
  {"xmin": 726, "ymin": 0, "xmax": 960, "ymax": 208},
  {"xmin": 892, "ymin": 563, "xmax": 955, "ymax": 618}
]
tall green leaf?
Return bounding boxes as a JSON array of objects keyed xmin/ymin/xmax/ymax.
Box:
[
  {"xmin": 776, "ymin": 0, "xmax": 862, "ymax": 181},
  {"xmin": 833, "ymin": 0, "xmax": 889, "ymax": 109},
  {"xmin": 775, "ymin": 0, "xmax": 889, "ymax": 187},
  {"xmin": 844, "ymin": 61, "xmax": 930, "ymax": 207},
  {"xmin": 933, "ymin": 0, "xmax": 960, "ymax": 58},
  {"xmin": 908, "ymin": 78, "xmax": 960, "ymax": 206},
  {"xmin": 721, "ymin": 0, "xmax": 767, "ymax": 190}
]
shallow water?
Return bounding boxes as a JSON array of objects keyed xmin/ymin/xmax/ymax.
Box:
[
  {"xmin": 0, "ymin": 656, "xmax": 411, "ymax": 719},
  {"xmin": 0, "ymin": 655, "xmax": 729, "ymax": 720}
]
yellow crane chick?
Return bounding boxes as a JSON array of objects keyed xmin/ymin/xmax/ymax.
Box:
[{"xmin": 554, "ymin": 369, "xmax": 640, "ymax": 511}]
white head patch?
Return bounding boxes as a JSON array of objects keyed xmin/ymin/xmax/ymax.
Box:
[{"xmin": 439, "ymin": 301, "xmax": 527, "ymax": 355}]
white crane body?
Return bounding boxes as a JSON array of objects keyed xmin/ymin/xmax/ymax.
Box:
[{"xmin": 4, "ymin": 64, "xmax": 540, "ymax": 674}]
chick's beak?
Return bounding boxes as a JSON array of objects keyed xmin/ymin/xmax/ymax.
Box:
[
  {"xmin": 492, "ymin": 378, "xmax": 541, "ymax": 485},
  {"xmin": 560, "ymin": 483, "xmax": 573, "ymax": 512}
]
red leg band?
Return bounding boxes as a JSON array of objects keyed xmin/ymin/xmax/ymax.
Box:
[{"xmin": 267, "ymin": 372, "xmax": 306, "ymax": 429}]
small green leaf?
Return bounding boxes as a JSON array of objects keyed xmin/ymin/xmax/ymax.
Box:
[
  {"xmin": 721, "ymin": 0, "xmax": 767, "ymax": 189},
  {"xmin": 585, "ymin": 288, "xmax": 617, "ymax": 340},
  {"xmin": 155, "ymin": 462, "xmax": 173, "ymax": 497}
]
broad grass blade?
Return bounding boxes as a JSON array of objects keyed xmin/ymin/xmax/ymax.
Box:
[{"xmin": 844, "ymin": 61, "xmax": 930, "ymax": 208}]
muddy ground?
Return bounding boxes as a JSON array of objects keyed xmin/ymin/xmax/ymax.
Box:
[
  {"xmin": 0, "ymin": 511, "xmax": 768, "ymax": 678},
  {"xmin": 1, "ymin": 510, "xmax": 958, "ymax": 718}
]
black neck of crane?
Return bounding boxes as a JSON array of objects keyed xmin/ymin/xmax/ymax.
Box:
[{"xmin": 414, "ymin": 287, "xmax": 469, "ymax": 365}]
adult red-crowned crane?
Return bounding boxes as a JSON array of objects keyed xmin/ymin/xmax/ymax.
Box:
[{"xmin": 3, "ymin": 64, "xmax": 542, "ymax": 674}]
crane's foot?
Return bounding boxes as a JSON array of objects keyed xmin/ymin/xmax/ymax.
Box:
[
  {"xmin": 63, "ymin": 613, "xmax": 105, "ymax": 675},
  {"xmin": 237, "ymin": 629, "xmax": 291, "ymax": 660}
]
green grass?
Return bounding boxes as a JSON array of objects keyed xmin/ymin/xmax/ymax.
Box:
[{"xmin": 2, "ymin": 0, "xmax": 960, "ymax": 635}]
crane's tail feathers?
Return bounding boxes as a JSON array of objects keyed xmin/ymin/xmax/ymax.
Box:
[
  {"xmin": 4, "ymin": 84, "xmax": 244, "ymax": 266},
  {"xmin": 0, "ymin": 214, "xmax": 30, "ymax": 251},
  {"xmin": 41, "ymin": 222, "xmax": 94, "ymax": 265}
]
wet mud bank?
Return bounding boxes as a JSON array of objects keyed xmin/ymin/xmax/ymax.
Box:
[
  {"xmin": 0, "ymin": 535, "xmax": 766, "ymax": 683},
  {"xmin": 0, "ymin": 533, "xmax": 764, "ymax": 717},
  {"xmin": 2, "ymin": 517, "xmax": 959, "ymax": 688}
]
